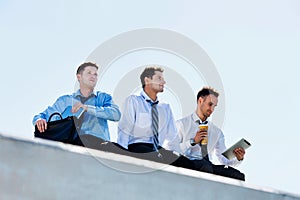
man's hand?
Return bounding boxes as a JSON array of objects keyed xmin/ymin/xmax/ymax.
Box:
[
  {"xmin": 194, "ymin": 130, "xmax": 208, "ymax": 144},
  {"xmin": 36, "ymin": 119, "xmax": 47, "ymax": 133},
  {"xmin": 233, "ymin": 147, "xmax": 245, "ymax": 161},
  {"xmin": 72, "ymin": 102, "xmax": 88, "ymax": 113}
]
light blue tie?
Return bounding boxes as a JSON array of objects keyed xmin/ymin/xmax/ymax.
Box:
[
  {"xmin": 147, "ymin": 100, "xmax": 159, "ymax": 151},
  {"xmin": 151, "ymin": 103, "xmax": 159, "ymax": 151}
]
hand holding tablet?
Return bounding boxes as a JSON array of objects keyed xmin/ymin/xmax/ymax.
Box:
[{"xmin": 222, "ymin": 138, "xmax": 251, "ymax": 160}]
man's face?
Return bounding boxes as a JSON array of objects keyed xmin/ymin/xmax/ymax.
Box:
[
  {"xmin": 199, "ymin": 94, "xmax": 218, "ymax": 118},
  {"xmin": 146, "ymin": 71, "xmax": 166, "ymax": 93},
  {"xmin": 77, "ymin": 66, "xmax": 98, "ymax": 89}
]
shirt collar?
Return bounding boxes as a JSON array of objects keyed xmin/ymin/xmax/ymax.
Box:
[
  {"xmin": 141, "ymin": 90, "xmax": 159, "ymax": 104},
  {"xmin": 75, "ymin": 89, "xmax": 96, "ymax": 98},
  {"xmin": 192, "ymin": 112, "xmax": 208, "ymax": 124},
  {"xmin": 74, "ymin": 90, "xmax": 96, "ymax": 104}
]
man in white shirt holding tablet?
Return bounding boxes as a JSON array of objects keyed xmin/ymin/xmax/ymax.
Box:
[{"xmin": 176, "ymin": 87, "xmax": 246, "ymax": 180}]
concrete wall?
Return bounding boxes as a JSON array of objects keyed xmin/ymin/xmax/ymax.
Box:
[{"xmin": 0, "ymin": 133, "xmax": 299, "ymax": 200}]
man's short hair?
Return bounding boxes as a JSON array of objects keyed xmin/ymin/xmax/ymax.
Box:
[
  {"xmin": 76, "ymin": 62, "xmax": 99, "ymax": 74},
  {"xmin": 140, "ymin": 65, "xmax": 164, "ymax": 88},
  {"xmin": 197, "ymin": 86, "xmax": 219, "ymax": 101}
]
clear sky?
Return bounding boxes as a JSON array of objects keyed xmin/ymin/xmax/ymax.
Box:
[{"xmin": 1, "ymin": 0, "xmax": 300, "ymax": 195}]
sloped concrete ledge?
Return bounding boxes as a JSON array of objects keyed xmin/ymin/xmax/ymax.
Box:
[{"xmin": 0, "ymin": 133, "xmax": 299, "ymax": 200}]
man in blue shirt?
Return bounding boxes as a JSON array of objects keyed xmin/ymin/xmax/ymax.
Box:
[{"xmin": 33, "ymin": 62, "xmax": 121, "ymax": 147}]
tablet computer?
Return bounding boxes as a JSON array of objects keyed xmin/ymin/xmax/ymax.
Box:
[{"xmin": 222, "ymin": 138, "xmax": 251, "ymax": 160}]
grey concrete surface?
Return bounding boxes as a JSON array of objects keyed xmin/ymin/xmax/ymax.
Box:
[{"xmin": 0, "ymin": 133, "xmax": 299, "ymax": 200}]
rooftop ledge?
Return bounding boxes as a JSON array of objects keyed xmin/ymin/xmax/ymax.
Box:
[{"xmin": 1, "ymin": 133, "xmax": 299, "ymax": 200}]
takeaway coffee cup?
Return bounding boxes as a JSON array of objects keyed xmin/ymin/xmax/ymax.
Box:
[{"xmin": 199, "ymin": 124, "xmax": 208, "ymax": 145}]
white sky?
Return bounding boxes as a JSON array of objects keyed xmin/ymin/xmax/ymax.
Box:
[{"xmin": 1, "ymin": 0, "xmax": 300, "ymax": 195}]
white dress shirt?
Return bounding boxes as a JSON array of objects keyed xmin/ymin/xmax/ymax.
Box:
[
  {"xmin": 176, "ymin": 112, "xmax": 241, "ymax": 166},
  {"xmin": 117, "ymin": 90, "xmax": 178, "ymax": 151}
]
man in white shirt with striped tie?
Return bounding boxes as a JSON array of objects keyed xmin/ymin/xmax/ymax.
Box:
[
  {"xmin": 176, "ymin": 87, "xmax": 246, "ymax": 180},
  {"xmin": 117, "ymin": 65, "xmax": 194, "ymax": 168}
]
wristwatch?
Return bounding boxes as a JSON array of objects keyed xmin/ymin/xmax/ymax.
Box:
[{"xmin": 190, "ymin": 138, "xmax": 196, "ymax": 146}]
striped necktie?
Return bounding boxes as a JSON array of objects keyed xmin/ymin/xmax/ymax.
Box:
[{"xmin": 147, "ymin": 100, "xmax": 159, "ymax": 151}]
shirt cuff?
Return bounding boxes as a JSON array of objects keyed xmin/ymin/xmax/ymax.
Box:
[
  {"xmin": 180, "ymin": 140, "xmax": 193, "ymax": 153},
  {"xmin": 86, "ymin": 105, "xmax": 99, "ymax": 114}
]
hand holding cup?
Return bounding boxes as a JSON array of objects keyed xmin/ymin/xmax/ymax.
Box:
[{"xmin": 199, "ymin": 124, "xmax": 208, "ymax": 145}]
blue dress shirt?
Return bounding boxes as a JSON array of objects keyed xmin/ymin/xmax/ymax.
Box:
[
  {"xmin": 117, "ymin": 90, "xmax": 179, "ymax": 151},
  {"xmin": 32, "ymin": 90, "xmax": 121, "ymax": 141}
]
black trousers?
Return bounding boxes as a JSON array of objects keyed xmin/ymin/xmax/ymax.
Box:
[
  {"xmin": 72, "ymin": 136, "xmax": 244, "ymax": 180},
  {"xmin": 72, "ymin": 134, "xmax": 129, "ymax": 155},
  {"xmin": 73, "ymin": 136, "xmax": 194, "ymax": 169},
  {"xmin": 192, "ymin": 159, "xmax": 245, "ymax": 181},
  {"xmin": 128, "ymin": 143, "xmax": 195, "ymax": 170}
]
